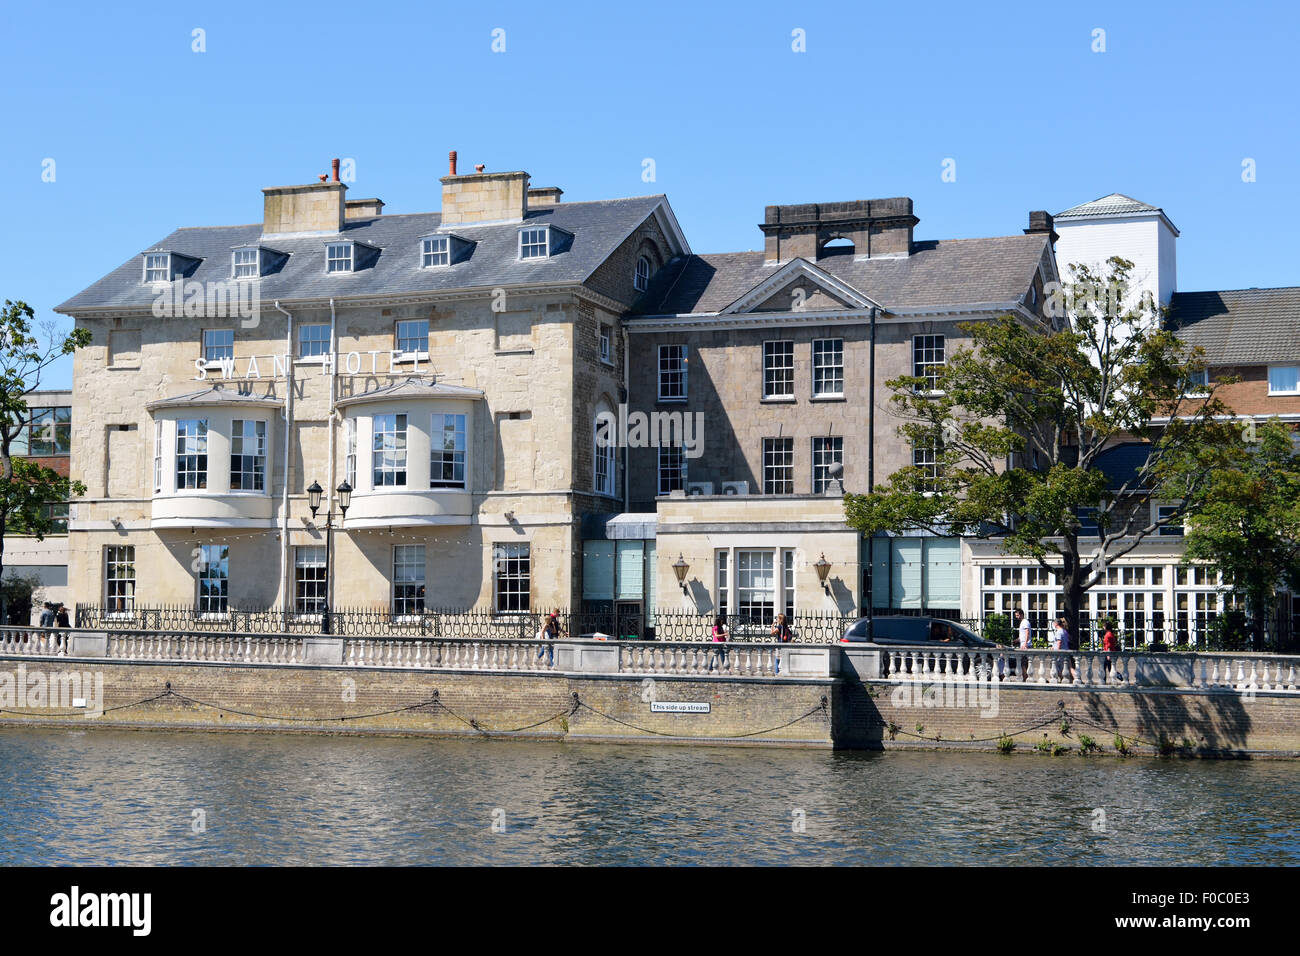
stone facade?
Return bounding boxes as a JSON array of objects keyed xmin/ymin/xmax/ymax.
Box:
[{"xmin": 58, "ymin": 166, "xmax": 680, "ymax": 616}]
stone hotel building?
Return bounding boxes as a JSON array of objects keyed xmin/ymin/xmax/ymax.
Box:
[{"xmin": 56, "ymin": 163, "xmax": 1295, "ymax": 642}]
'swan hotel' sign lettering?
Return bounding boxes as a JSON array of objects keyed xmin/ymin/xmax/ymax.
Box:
[{"xmin": 195, "ymin": 350, "xmax": 427, "ymax": 381}]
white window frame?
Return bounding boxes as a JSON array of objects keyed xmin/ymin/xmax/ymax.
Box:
[
  {"xmin": 297, "ymin": 324, "xmax": 331, "ymax": 360},
  {"xmin": 594, "ymin": 414, "xmax": 617, "ymax": 497},
  {"xmin": 372, "ymin": 413, "xmax": 408, "ymax": 487},
  {"xmin": 232, "ymin": 247, "xmax": 259, "ymax": 279},
  {"xmin": 344, "ymin": 417, "xmax": 356, "ymax": 488},
  {"xmin": 1182, "ymin": 367, "xmax": 1210, "ymax": 397},
  {"xmin": 912, "ymin": 435, "xmax": 942, "ymax": 495},
  {"xmin": 153, "ymin": 421, "xmax": 163, "ymax": 494},
  {"xmin": 176, "ymin": 419, "xmax": 209, "ymax": 490},
  {"xmin": 658, "ymin": 344, "xmax": 687, "ymax": 401},
  {"xmin": 1268, "ymin": 364, "xmax": 1300, "ymax": 396},
  {"xmin": 913, "ymin": 334, "xmax": 946, "ymax": 394},
  {"xmin": 395, "ymin": 319, "xmax": 429, "ymax": 357},
  {"xmin": 393, "ymin": 544, "xmax": 426, "ymax": 618},
  {"xmin": 230, "ymin": 419, "xmax": 267, "ymax": 493},
  {"xmin": 598, "ymin": 323, "xmax": 612, "ymax": 365},
  {"xmin": 763, "ymin": 340, "xmax": 795, "ymax": 399},
  {"xmin": 519, "ymin": 227, "xmax": 549, "ymax": 260},
  {"xmin": 326, "ymin": 242, "xmax": 354, "ymax": 274},
  {"xmin": 1156, "ymin": 503, "xmax": 1185, "ymax": 537},
  {"xmin": 143, "ymin": 253, "xmax": 171, "ymax": 284},
  {"xmin": 202, "ymin": 328, "xmax": 234, "ymax": 364},
  {"xmin": 105, "ymin": 544, "xmax": 136, "ymax": 616},
  {"xmin": 294, "ymin": 545, "xmax": 328, "ymax": 618},
  {"xmin": 763, "ymin": 437, "xmax": 794, "ymax": 494},
  {"xmin": 430, "ymin": 412, "xmax": 467, "ymax": 489},
  {"xmin": 812, "ymin": 338, "xmax": 844, "ymax": 398},
  {"xmin": 493, "ymin": 542, "xmax": 531, "ymax": 613},
  {"xmin": 812, "ymin": 436, "xmax": 843, "ymax": 493},
  {"xmin": 634, "ymin": 255, "xmax": 651, "ymax": 291},
  {"xmin": 196, "ymin": 544, "xmax": 230, "ymax": 617},
  {"xmin": 421, "ymin": 236, "xmax": 450, "ymax": 268},
  {"xmin": 657, "ymin": 445, "xmax": 687, "ymax": 495}
]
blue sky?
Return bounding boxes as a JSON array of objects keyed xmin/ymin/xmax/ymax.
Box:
[{"xmin": 2, "ymin": 0, "xmax": 1296, "ymax": 389}]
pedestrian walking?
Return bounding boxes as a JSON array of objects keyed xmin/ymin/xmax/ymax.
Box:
[
  {"xmin": 1053, "ymin": 616, "xmax": 1076, "ymax": 682},
  {"xmin": 709, "ymin": 615, "xmax": 729, "ymax": 672},
  {"xmin": 1013, "ymin": 607, "xmax": 1031, "ymax": 680},
  {"xmin": 38, "ymin": 602, "xmax": 55, "ymax": 628},
  {"xmin": 1102, "ymin": 619, "xmax": 1119, "ymax": 681},
  {"xmin": 771, "ymin": 613, "xmax": 792, "ymax": 675},
  {"xmin": 536, "ymin": 612, "xmax": 559, "ymax": 666}
]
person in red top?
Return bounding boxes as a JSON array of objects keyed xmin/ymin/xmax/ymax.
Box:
[
  {"xmin": 1102, "ymin": 619, "xmax": 1119, "ymax": 681},
  {"xmin": 709, "ymin": 615, "xmax": 729, "ymax": 672}
]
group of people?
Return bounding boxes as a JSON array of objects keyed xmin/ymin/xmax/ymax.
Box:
[
  {"xmin": 39, "ymin": 602, "xmax": 70, "ymax": 628},
  {"xmin": 1011, "ymin": 608, "xmax": 1121, "ymax": 679},
  {"xmin": 709, "ymin": 613, "xmax": 793, "ymax": 674}
]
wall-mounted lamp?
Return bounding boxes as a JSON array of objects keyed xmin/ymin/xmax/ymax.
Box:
[
  {"xmin": 672, "ymin": 554, "xmax": 690, "ymax": 593},
  {"xmin": 503, "ymin": 511, "xmax": 516, "ymax": 522},
  {"xmin": 814, "ymin": 553, "xmax": 833, "ymax": 594}
]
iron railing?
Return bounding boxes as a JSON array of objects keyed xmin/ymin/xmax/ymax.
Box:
[{"xmin": 73, "ymin": 604, "xmax": 857, "ymax": 643}]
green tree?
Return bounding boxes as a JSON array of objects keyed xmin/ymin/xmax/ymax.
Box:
[
  {"xmin": 1183, "ymin": 419, "xmax": 1300, "ymax": 650},
  {"xmin": 844, "ymin": 258, "xmax": 1242, "ymax": 640},
  {"xmin": 0, "ymin": 300, "xmax": 91, "ymax": 592}
]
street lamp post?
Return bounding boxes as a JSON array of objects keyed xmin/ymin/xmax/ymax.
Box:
[{"xmin": 307, "ymin": 479, "xmax": 352, "ymax": 635}]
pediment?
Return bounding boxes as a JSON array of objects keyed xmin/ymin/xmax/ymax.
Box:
[{"xmin": 718, "ymin": 258, "xmax": 880, "ymax": 315}]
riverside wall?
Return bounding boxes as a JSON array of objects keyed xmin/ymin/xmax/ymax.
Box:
[{"xmin": 2, "ymin": 644, "xmax": 1299, "ymax": 757}]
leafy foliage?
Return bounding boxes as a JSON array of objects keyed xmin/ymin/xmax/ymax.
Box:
[
  {"xmin": 844, "ymin": 258, "xmax": 1242, "ymax": 629},
  {"xmin": 0, "ymin": 300, "xmax": 91, "ymax": 579},
  {"xmin": 1183, "ymin": 419, "xmax": 1300, "ymax": 649}
]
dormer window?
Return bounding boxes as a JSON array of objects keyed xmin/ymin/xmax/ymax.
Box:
[
  {"xmin": 519, "ymin": 227, "xmax": 549, "ymax": 259},
  {"xmin": 422, "ymin": 236, "xmax": 450, "ymax": 267},
  {"xmin": 144, "ymin": 253, "xmax": 171, "ymax": 284},
  {"xmin": 232, "ymin": 248, "xmax": 260, "ymax": 279},
  {"xmin": 326, "ymin": 242, "xmax": 354, "ymax": 273},
  {"xmin": 634, "ymin": 256, "xmax": 651, "ymax": 291}
]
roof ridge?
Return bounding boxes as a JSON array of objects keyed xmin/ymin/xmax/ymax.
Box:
[{"xmin": 1174, "ymin": 285, "xmax": 1300, "ymax": 296}]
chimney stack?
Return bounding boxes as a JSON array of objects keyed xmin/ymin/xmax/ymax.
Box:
[
  {"xmin": 440, "ymin": 160, "xmax": 530, "ymax": 225},
  {"xmin": 1025, "ymin": 210, "xmax": 1058, "ymax": 244},
  {"xmin": 262, "ymin": 161, "xmax": 348, "ymax": 235}
]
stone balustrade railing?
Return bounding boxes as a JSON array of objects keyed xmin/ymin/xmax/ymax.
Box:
[
  {"xmin": 871, "ymin": 646, "xmax": 1300, "ymax": 692},
  {"xmin": 2, "ymin": 628, "xmax": 1298, "ymax": 691}
]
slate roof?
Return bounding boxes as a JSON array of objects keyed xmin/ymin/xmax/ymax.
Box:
[
  {"xmin": 334, "ymin": 379, "xmax": 485, "ymax": 408},
  {"xmin": 631, "ymin": 234, "xmax": 1051, "ymax": 316},
  {"xmin": 145, "ymin": 385, "xmax": 283, "ymax": 411},
  {"xmin": 1055, "ymin": 193, "xmax": 1161, "ymax": 219},
  {"xmin": 1167, "ymin": 287, "xmax": 1300, "ymax": 366},
  {"xmin": 56, "ymin": 196, "xmax": 670, "ymax": 314}
]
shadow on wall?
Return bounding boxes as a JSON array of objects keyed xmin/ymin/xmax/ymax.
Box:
[{"xmin": 1080, "ymin": 690, "xmax": 1252, "ymax": 753}]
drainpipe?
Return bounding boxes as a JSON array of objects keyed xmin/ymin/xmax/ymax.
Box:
[
  {"xmin": 275, "ymin": 302, "xmax": 294, "ymax": 612},
  {"xmin": 867, "ymin": 305, "xmax": 877, "ymax": 614},
  {"xmin": 867, "ymin": 306, "xmax": 877, "ymax": 494},
  {"xmin": 327, "ymin": 298, "xmax": 338, "ymax": 611},
  {"xmin": 622, "ymin": 323, "xmax": 631, "ymax": 514}
]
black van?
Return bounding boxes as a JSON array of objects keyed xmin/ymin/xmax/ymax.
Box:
[{"xmin": 840, "ymin": 616, "xmax": 996, "ymax": 648}]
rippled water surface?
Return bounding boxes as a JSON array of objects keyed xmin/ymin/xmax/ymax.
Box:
[{"xmin": 1, "ymin": 728, "xmax": 1297, "ymax": 865}]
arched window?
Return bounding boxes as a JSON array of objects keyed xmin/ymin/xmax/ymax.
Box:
[
  {"xmin": 594, "ymin": 407, "xmax": 617, "ymax": 497},
  {"xmin": 634, "ymin": 255, "xmax": 651, "ymax": 292}
]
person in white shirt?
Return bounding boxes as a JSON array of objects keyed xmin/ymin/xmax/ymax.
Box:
[{"xmin": 1013, "ymin": 608, "xmax": 1031, "ymax": 680}]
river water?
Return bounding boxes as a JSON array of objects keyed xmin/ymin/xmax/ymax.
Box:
[{"xmin": 1, "ymin": 727, "xmax": 1296, "ymax": 865}]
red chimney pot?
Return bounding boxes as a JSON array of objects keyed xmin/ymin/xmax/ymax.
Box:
[
  {"xmin": 475, "ymin": 164, "xmax": 486, "ymax": 173},
  {"xmin": 331, "ymin": 158, "xmax": 340, "ymax": 183},
  {"xmin": 449, "ymin": 151, "xmax": 458, "ymax": 176}
]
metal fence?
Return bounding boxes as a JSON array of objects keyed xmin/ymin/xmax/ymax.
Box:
[{"xmin": 73, "ymin": 604, "xmax": 857, "ymax": 643}]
